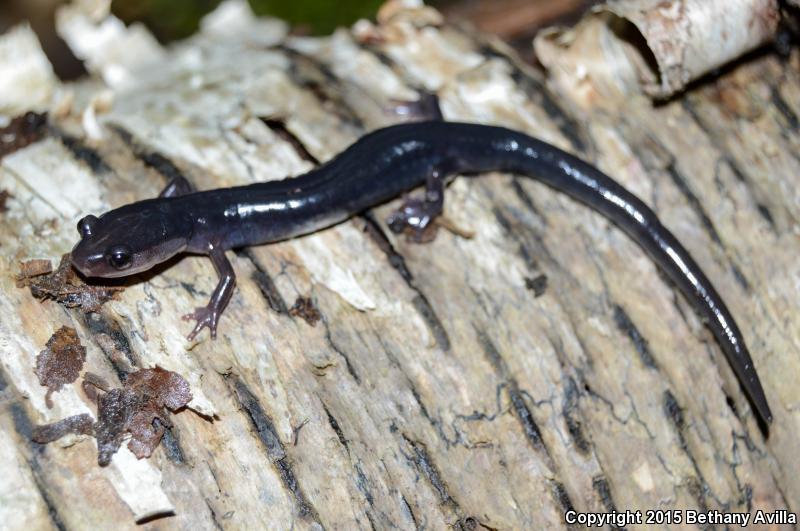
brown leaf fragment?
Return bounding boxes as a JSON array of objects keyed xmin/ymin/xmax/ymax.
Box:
[
  {"xmin": 94, "ymin": 367, "xmax": 192, "ymax": 466},
  {"xmin": 18, "ymin": 253, "xmax": 123, "ymax": 312},
  {"xmin": 125, "ymin": 366, "xmax": 192, "ymax": 411},
  {"xmin": 524, "ymin": 274, "xmax": 548, "ymax": 297},
  {"xmin": 95, "ymin": 387, "xmax": 141, "ymax": 466},
  {"xmin": 35, "ymin": 326, "xmax": 87, "ymax": 408},
  {"xmin": 289, "ymin": 296, "xmax": 322, "ymax": 326},
  {"xmin": 127, "ymin": 409, "xmax": 167, "ymax": 460},
  {"xmin": 81, "ymin": 372, "xmax": 111, "ymax": 403},
  {"xmin": 32, "ymin": 413, "xmax": 94, "ymax": 443},
  {"xmin": 0, "ymin": 111, "xmax": 48, "ymax": 159},
  {"xmin": 16, "ymin": 259, "xmax": 53, "ymax": 285},
  {"xmin": 30, "ymin": 366, "xmax": 194, "ymax": 466}
]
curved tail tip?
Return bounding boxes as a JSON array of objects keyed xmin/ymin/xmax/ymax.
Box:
[
  {"xmin": 749, "ymin": 385, "xmax": 773, "ymax": 429},
  {"xmin": 757, "ymin": 402, "xmax": 773, "ymax": 425}
]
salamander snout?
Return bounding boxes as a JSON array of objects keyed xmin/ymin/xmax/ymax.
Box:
[{"xmin": 70, "ymin": 241, "xmax": 133, "ymax": 278}]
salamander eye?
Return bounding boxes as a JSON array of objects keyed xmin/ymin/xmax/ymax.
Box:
[
  {"xmin": 106, "ymin": 245, "xmax": 132, "ymax": 270},
  {"xmin": 77, "ymin": 215, "xmax": 98, "ymax": 238}
]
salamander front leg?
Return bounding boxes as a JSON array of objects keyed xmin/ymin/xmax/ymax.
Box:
[
  {"xmin": 386, "ymin": 170, "xmax": 445, "ymax": 243},
  {"xmin": 183, "ymin": 243, "xmax": 236, "ymax": 340},
  {"xmin": 159, "ymin": 175, "xmax": 194, "ymax": 198}
]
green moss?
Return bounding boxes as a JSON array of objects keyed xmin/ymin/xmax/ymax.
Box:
[
  {"xmin": 111, "ymin": 0, "xmax": 385, "ymax": 42},
  {"xmin": 111, "ymin": 0, "xmax": 222, "ymax": 42},
  {"xmin": 249, "ymin": 0, "xmax": 384, "ymax": 34}
]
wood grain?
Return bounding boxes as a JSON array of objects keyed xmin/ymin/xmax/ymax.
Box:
[{"xmin": 0, "ymin": 1, "xmax": 796, "ymax": 529}]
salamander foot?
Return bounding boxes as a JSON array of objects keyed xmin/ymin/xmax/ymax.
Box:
[
  {"xmin": 183, "ymin": 306, "xmax": 220, "ymax": 340},
  {"xmin": 387, "ymin": 165, "xmax": 445, "ymax": 242},
  {"xmin": 386, "ymin": 195, "xmax": 441, "ymax": 243}
]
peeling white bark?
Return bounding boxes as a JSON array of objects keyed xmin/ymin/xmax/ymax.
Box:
[
  {"xmin": 536, "ymin": 0, "xmax": 780, "ymax": 99},
  {"xmin": 0, "ymin": 0, "xmax": 797, "ymax": 528},
  {"xmin": 0, "ymin": 25, "xmax": 57, "ymax": 117}
]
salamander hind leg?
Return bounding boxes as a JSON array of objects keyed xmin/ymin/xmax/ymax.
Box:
[
  {"xmin": 387, "ymin": 170, "xmax": 444, "ymax": 243},
  {"xmin": 159, "ymin": 176, "xmax": 194, "ymax": 198}
]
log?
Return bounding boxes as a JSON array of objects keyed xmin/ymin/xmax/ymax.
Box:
[{"xmin": 0, "ymin": 0, "xmax": 797, "ymax": 528}]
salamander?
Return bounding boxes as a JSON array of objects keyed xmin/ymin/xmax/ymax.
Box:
[{"xmin": 70, "ymin": 110, "xmax": 772, "ymax": 425}]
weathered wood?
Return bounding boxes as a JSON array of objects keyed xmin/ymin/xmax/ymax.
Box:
[{"xmin": 0, "ymin": 0, "xmax": 797, "ymax": 529}]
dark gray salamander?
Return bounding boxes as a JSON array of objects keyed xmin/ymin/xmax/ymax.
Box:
[{"xmin": 71, "ymin": 120, "xmax": 772, "ymax": 425}]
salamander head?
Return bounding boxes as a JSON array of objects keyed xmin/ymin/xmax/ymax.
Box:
[{"xmin": 71, "ymin": 201, "xmax": 190, "ymax": 278}]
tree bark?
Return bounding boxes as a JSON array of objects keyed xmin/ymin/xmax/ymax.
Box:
[{"xmin": 0, "ymin": 1, "xmax": 797, "ymax": 529}]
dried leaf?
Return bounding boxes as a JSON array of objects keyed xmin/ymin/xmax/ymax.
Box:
[
  {"xmin": 81, "ymin": 371, "xmax": 110, "ymax": 403},
  {"xmin": 95, "ymin": 388, "xmax": 141, "ymax": 466},
  {"xmin": 32, "ymin": 413, "xmax": 94, "ymax": 443},
  {"xmin": 125, "ymin": 367, "xmax": 192, "ymax": 411},
  {"xmin": 16, "ymin": 259, "xmax": 53, "ymax": 285},
  {"xmin": 126, "ymin": 410, "xmax": 166, "ymax": 460},
  {"xmin": 288, "ymin": 296, "xmax": 322, "ymax": 326},
  {"xmin": 524, "ymin": 274, "xmax": 548, "ymax": 297},
  {"xmin": 0, "ymin": 111, "xmax": 48, "ymax": 159},
  {"xmin": 19, "ymin": 253, "xmax": 123, "ymax": 312},
  {"xmin": 35, "ymin": 326, "xmax": 86, "ymax": 408},
  {"xmin": 94, "ymin": 367, "xmax": 192, "ymax": 465}
]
